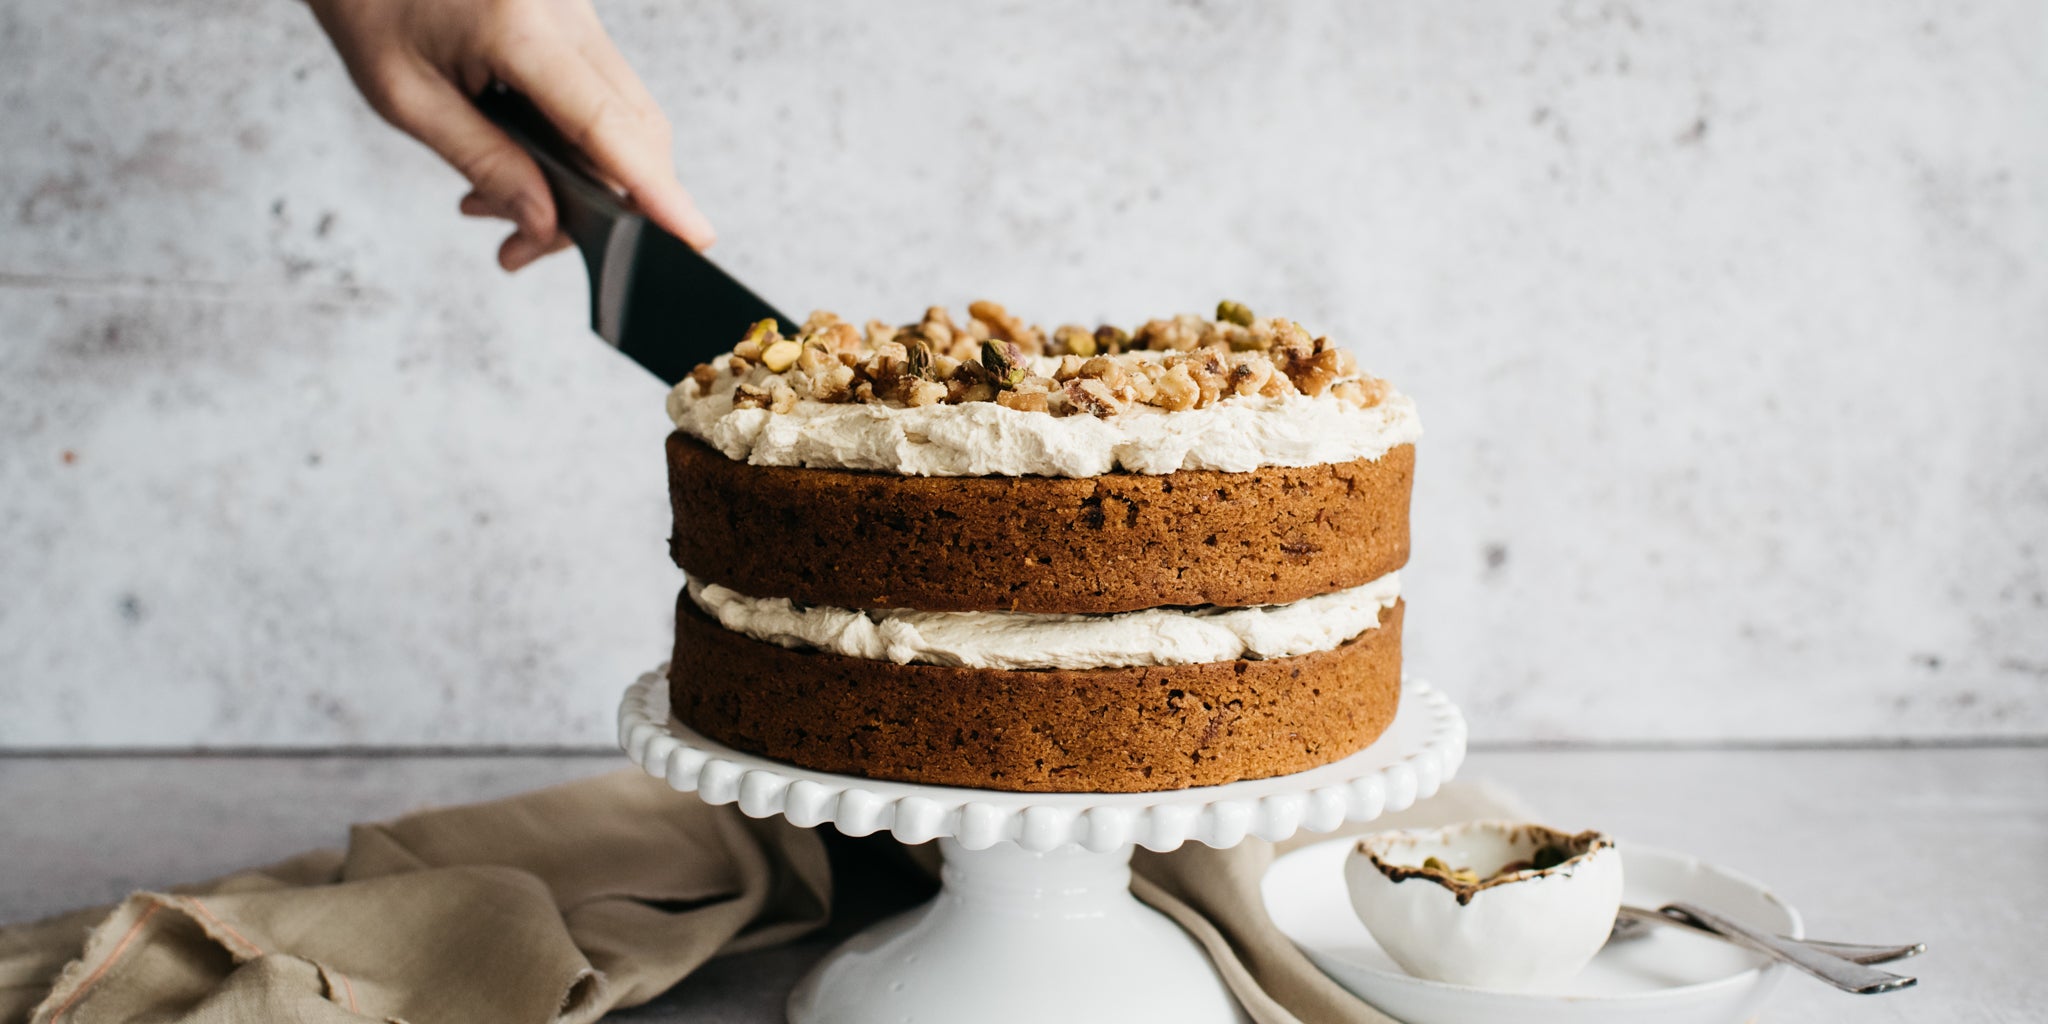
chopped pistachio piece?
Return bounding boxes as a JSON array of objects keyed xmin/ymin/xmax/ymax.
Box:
[
  {"xmin": 742, "ymin": 318, "xmax": 779, "ymax": 346},
  {"xmin": 760, "ymin": 340, "xmax": 802, "ymax": 372},
  {"xmin": 980, "ymin": 339, "xmax": 1026, "ymax": 387},
  {"xmin": 1216, "ymin": 300, "xmax": 1255, "ymax": 327}
]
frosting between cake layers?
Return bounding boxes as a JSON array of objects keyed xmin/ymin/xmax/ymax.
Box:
[
  {"xmin": 668, "ymin": 355, "xmax": 1421, "ymax": 477},
  {"xmin": 685, "ymin": 572, "xmax": 1401, "ymax": 671}
]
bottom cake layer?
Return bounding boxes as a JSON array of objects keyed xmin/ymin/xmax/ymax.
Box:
[{"xmin": 669, "ymin": 594, "xmax": 1405, "ymax": 793}]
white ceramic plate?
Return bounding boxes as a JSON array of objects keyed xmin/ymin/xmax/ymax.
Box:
[
  {"xmin": 622, "ymin": 669, "xmax": 1466, "ymax": 852},
  {"xmin": 1263, "ymin": 838, "xmax": 1801, "ymax": 1024}
]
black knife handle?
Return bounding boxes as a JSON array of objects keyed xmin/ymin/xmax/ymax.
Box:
[
  {"xmin": 473, "ymin": 82, "xmax": 795, "ymax": 381},
  {"xmin": 473, "ymin": 83, "xmax": 625, "ymax": 271}
]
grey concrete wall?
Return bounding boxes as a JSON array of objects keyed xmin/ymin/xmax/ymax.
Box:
[{"xmin": 1, "ymin": 0, "xmax": 2042, "ymax": 748}]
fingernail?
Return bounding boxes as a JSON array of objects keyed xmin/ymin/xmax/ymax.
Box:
[
  {"xmin": 634, "ymin": 186, "xmax": 715, "ymax": 250},
  {"xmin": 679, "ymin": 207, "xmax": 717, "ymax": 251}
]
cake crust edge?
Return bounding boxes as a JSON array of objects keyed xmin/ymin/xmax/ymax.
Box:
[
  {"xmin": 669, "ymin": 595, "xmax": 1405, "ymax": 793},
  {"xmin": 666, "ymin": 431, "xmax": 1414, "ymax": 614}
]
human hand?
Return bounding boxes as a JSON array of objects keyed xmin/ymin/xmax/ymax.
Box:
[{"xmin": 308, "ymin": 0, "xmax": 715, "ymax": 270}]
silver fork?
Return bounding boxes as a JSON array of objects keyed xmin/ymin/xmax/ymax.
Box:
[
  {"xmin": 1609, "ymin": 905, "xmax": 1925, "ymax": 965},
  {"xmin": 1608, "ymin": 903, "xmax": 1922, "ymax": 994}
]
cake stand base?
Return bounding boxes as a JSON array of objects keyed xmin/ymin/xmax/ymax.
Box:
[
  {"xmin": 789, "ymin": 839, "xmax": 1244, "ymax": 1024},
  {"xmin": 619, "ymin": 669, "xmax": 1465, "ymax": 1024}
]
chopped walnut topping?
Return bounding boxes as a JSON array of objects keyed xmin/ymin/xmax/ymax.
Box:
[
  {"xmin": 1332, "ymin": 376, "xmax": 1392, "ymax": 409},
  {"xmin": 795, "ymin": 341, "xmax": 837, "ymax": 375},
  {"xmin": 1260, "ymin": 368, "xmax": 1300, "ymax": 399},
  {"xmin": 1154, "ymin": 364, "xmax": 1199, "ymax": 411},
  {"xmin": 688, "ymin": 300, "xmax": 1395, "ymax": 417},
  {"xmin": 1065, "ymin": 377, "xmax": 1125, "ymax": 418},
  {"xmin": 1076, "ymin": 356, "xmax": 1124, "ymax": 390},
  {"xmin": 904, "ymin": 378, "xmax": 948, "ymax": 406},
  {"xmin": 996, "ymin": 389, "xmax": 1050, "ymax": 412},
  {"xmin": 947, "ymin": 358, "xmax": 987, "ymax": 388},
  {"xmin": 1292, "ymin": 348, "xmax": 1350, "ymax": 397},
  {"xmin": 825, "ymin": 322, "xmax": 861, "ymax": 352},
  {"xmin": 920, "ymin": 306, "xmax": 959, "ymax": 347},
  {"xmin": 1227, "ymin": 354, "xmax": 1273, "ymax": 396},
  {"xmin": 1134, "ymin": 313, "xmax": 1212, "ymax": 352},
  {"xmin": 967, "ymin": 300, "xmax": 1016, "ymax": 340},
  {"xmin": 811, "ymin": 364, "xmax": 856, "ymax": 402},
  {"xmin": 968, "ymin": 300, "xmax": 1045, "ymax": 355}
]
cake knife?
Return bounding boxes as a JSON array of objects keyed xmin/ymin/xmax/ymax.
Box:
[{"xmin": 475, "ymin": 84, "xmax": 795, "ymax": 386}]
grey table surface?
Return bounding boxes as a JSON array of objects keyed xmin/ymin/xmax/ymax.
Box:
[{"xmin": 2, "ymin": 746, "xmax": 2042, "ymax": 1023}]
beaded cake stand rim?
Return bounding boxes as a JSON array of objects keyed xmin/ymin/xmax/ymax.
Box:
[{"xmin": 618, "ymin": 666, "xmax": 1466, "ymax": 853}]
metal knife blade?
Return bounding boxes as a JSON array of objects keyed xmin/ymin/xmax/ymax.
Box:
[{"xmin": 475, "ymin": 84, "xmax": 794, "ymax": 386}]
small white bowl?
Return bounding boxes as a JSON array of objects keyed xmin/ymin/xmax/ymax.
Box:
[
  {"xmin": 1268, "ymin": 839, "xmax": 1797, "ymax": 1024},
  {"xmin": 1343, "ymin": 821, "xmax": 1623, "ymax": 991}
]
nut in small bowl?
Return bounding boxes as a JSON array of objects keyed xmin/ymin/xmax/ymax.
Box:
[{"xmin": 1343, "ymin": 821, "xmax": 1623, "ymax": 992}]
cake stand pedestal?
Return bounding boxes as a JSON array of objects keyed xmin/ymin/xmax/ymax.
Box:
[{"xmin": 619, "ymin": 670, "xmax": 1466, "ymax": 1024}]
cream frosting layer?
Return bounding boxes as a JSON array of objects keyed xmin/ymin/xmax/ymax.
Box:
[
  {"xmin": 686, "ymin": 573, "xmax": 1400, "ymax": 671},
  {"xmin": 667, "ymin": 354, "xmax": 1421, "ymax": 477}
]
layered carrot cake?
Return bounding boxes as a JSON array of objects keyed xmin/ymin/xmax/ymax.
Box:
[{"xmin": 663, "ymin": 302, "xmax": 1418, "ymax": 793}]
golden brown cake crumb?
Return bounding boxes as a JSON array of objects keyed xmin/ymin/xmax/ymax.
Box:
[
  {"xmin": 670, "ymin": 596, "xmax": 1405, "ymax": 793},
  {"xmin": 666, "ymin": 432, "xmax": 1414, "ymax": 614}
]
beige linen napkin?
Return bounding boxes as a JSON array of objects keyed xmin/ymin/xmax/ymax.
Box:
[
  {"xmin": 1, "ymin": 770, "xmax": 1521, "ymax": 1024},
  {"xmin": 0, "ymin": 772, "xmax": 830, "ymax": 1024}
]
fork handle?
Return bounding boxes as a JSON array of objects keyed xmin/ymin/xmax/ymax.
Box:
[
  {"xmin": 1619, "ymin": 906, "xmax": 1923, "ymax": 965},
  {"xmin": 1662, "ymin": 902, "xmax": 1917, "ymax": 995},
  {"xmin": 1800, "ymin": 936, "xmax": 1927, "ymax": 965}
]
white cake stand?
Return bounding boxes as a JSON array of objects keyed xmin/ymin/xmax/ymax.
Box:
[{"xmin": 618, "ymin": 668, "xmax": 1466, "ymax": 1024}]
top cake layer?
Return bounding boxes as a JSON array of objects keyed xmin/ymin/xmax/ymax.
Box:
[
  {"xmin": 666, "ymin": 430, "xmax": 1413, "ymax": 612},
  {"xmin": 667, "ymin": 302, "xmax": 1420, "ymax": 477}
]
